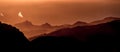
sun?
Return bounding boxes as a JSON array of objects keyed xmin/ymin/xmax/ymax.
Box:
[{"xmin": 18, "ymin": 12, "xmax": 24, "ymax": 18}]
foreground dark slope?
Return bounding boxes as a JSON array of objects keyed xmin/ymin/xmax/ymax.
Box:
[
  {"xmin": 31, "ymin": 20, "xmax": 119, "ymax": 51},
  {"xmin": 0, "ymin": 22, "xmax": 29, "ymax": 51}
]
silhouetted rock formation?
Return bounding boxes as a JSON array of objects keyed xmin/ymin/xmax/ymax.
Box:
[{"xmin": 0, "ymin": 22, "xmax": 29, "ymax": 51}]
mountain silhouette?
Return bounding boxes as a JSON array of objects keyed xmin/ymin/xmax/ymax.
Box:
[
  {"xmin": 15, "ymin": 20, "xmax": 33, "ymax": 27},
  {"xmin": 73, "ymin": 21, "xmax": 88, "ymax": 26},
  {"xmin": 40, "ymin": 23, "xmax": 52, "ymax": 28},
  {"xmin": 30, "ymin": 19, "xmax": 119, "ymax": 51},
  {"xmin": 44, "ymin": 19, "xmax": 120, "ymax": 42},
  {"xmin": 91, "ymin": 17, "xmax": 120, "ymax": 25},
  {"xmin": 29, "ymin": 17, "xmax": 120, "ymax": 41},
  {"xmin": 15, "ymin": 17, "xmax": 120, "ymax": 41},
  {"xmin": 0, "ymin": 22, "xmax": 29, "ymax": 51},
  {"xmin": 56, "ymin": 21, "xmax": 88, "ymax": 29},
  {"xmin": 16, "ymin": 21, "xmax": 52, "ymax": 29},
  {"xmin": 15, "ymin": 20, "xmax": 39, "ymax": 31},
  {"xmin": 28, "ymin": 21, "xmax": 89, "ymax": 41},
  {"xmin": 14, "ymin": 21, "xmax": 56, "ymax": 39}
]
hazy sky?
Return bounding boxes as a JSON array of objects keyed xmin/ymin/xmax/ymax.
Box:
[{"xmin": 0, "ymin": 0, "xmax": 120, "ymax": 25}]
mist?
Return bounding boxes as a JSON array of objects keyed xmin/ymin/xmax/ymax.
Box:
[{"xmin": 0, "ymin": 0, "xmax": 120, "ymax": 25}]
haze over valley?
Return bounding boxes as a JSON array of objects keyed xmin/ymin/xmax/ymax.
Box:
[{"xmin": 0, "ymin": 0, "xmax": 120, "ymax": 25}]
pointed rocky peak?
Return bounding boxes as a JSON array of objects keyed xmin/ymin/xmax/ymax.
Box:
[
  {"xmin": 41, "ymin": 23, "xmax": 52, "ymax": 28},
  {"xmin": 15, "ymin": 20, "xmax": 33, "ymax": 27}
]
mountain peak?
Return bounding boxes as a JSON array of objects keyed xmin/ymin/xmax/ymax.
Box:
[
  {"xmin": 91, "ymin": 17, "xmax": 120, "ymax": 25},
  {"xmin": 74, "ymin": 21, "xmax": 87, "ymax": 24},
  {"xmin": 41, "ymin": 23, "xmax": 52, "ymax": 28},
  {"xmin": 15, "ymin": 20, "xmax": 33, "ymax": 27},
  {"xmin": 20, "ymin": 20, "xmax": 32, "ymax": 25},
  {"xmin": 104, "ymin": 17, "xmax": 120, "ymax": 20},
  {"xmin": 73, "ymin": 21, "xmax": 87, "ymax": 26}
]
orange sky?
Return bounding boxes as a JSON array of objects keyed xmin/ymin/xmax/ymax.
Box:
[
  {"xmin": 0, "ymin": 0, "xmax": 118, "ymax": 4},
  {"xmin": 0, "ymin": 0, "xmax": 120, "ymax": 25}
]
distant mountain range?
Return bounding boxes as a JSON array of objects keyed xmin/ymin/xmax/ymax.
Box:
[
  {"xmin": 1, "ymin": 17, "xmax": 119, "ymax": 51},
  {"xmin": 15, "ymin": 21, "xmax": 54, "ymax": 38},
  {"xmin": 14, "ymin": 17, "xmax": 120, "ymax": 40},
  {"xmin": 14, "ymin": 20, "xmax": 88, "ymax": 39},
  {"xmin": 30, "ymin": 19, "xmax": 120, "ymax": 51},
  {"xmin": 15, "ymin": 21, "xmax": 52, "ymax": 31},
  {"xmin": 90, "ymin": 17, "xmax": 120, "ymax": 25},
  {"xmin": 35, "ymin": 17, "xmax": 120, "ymax": 41}
]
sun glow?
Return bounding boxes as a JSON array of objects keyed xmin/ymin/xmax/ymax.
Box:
[{"xmin": 18, "ymin": 12, "xmax": 24, "ymax": 18}]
